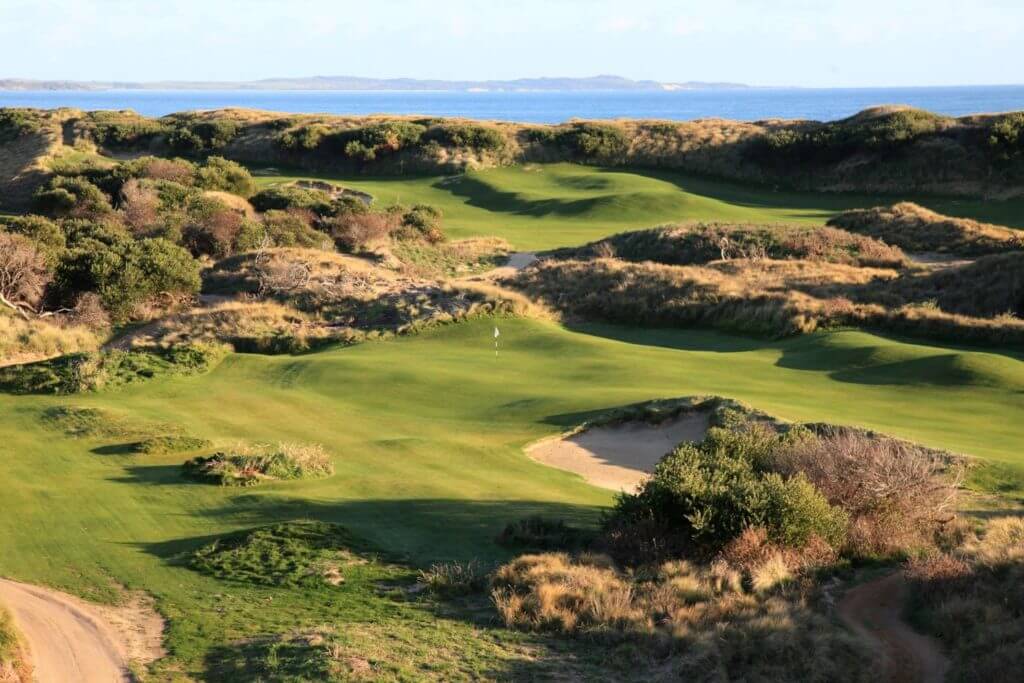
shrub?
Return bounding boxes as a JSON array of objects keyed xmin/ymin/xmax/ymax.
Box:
[
  {"xmin": 183, "ymin": 442, "xmax": 334, "ymax": 486},
  {"xmin": 193, "ymin": 156, "xmax": 255, "ymax": 196},
  {"xmin": 608, "ymin": 425, "xmax": 846, "ymax": 556},
  {"xmin": 166, "ymin": 118, "xmax": 239, "ymax": 154},
  {"xmin": 394, "ymin": 204, "xmax": 445, "ymax": 243},
  {"xmin": 0, "ymin": 215, "xmax": 65, "ymax": 265},
  {"xmin": 261, "ymin": 210, "xmax": 329, "ymax": 249},
  {"xmin": 323, "ymin": 121, "xmax": 426, "ymax": 162},
  {"xmin": 422, "ymin": 123, "xmax": 507, "ymax": 152},
  {"xmin": 181, "ymin": 195, "xmax": 245, "ymax": 257},
  {"xmin": 0, "ymin": 232, "xmax": 51, "ymax": 316},
  {"xmin": 33, "ymin": 176, "xmax": 113, "ymax": 218},
  {"xmin": 325, "ymin": 211, "xmax": 396, "ymax": 252},
  {"xmin": 772, "ymin": 431, "xmax": 960, "ymax": 556},
  {"xmin": 55, "ymin": 235, "xmax": 200, "ymax": 320},
  {"xmin": 554, "ymin": 123, "xmax": 629, "ymax": 162},
  {"xmin": 189, "ymin": 521, "xmax": 367, "ymax": 587},
  {"xmin": 250, "ymin": 186, "xmax": 334, "ymax": 215}
]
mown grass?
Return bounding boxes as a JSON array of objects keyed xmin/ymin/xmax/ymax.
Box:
[
  {"xmin": 0, "ymin": 318, "xmax": 1023, "ymax": 678},
  {"xmin": 253, "ymin": 163, "xmax": 1024, "ymax": 250}
]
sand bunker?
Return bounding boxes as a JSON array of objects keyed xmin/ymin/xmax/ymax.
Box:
[{"xmin": 527, "ymin": 412, "xmax": 710, "ymax": 492}]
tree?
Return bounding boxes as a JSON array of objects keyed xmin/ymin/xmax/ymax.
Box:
[{"xmin": 0, "ymin": 232, "xmax": 52, "ymax": 317}]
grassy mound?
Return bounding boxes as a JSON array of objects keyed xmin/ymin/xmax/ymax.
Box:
[
  {"xmin": 557, "ymin": 223, "xmax": 907, "ymax": 269},
  {"xmin": 189, "ymin": 521, "xmax": 369, "ymax": 587},
  {"xmin": 39, "ymin": 405, "xmax": 160, "ymax": 439},
  {"xmin": 0, "ymin": 309, "xmax": 100, "ymax": 367},
  {"xmin": 134, "ymin": 434, "xmax": 212, "ymax": 455},
  {"xmin": 828, "ymin": 202, "xmax": 1024, "ymax": 256},
  {"xmin": 0, "ymin": 344, "xmax": 228, "ymax": 395},
  {"xmin": 511, "ymin": 253, "xmax": 1024, "ymax": 344},
  {"xmin": 183, "ymin": 442, "xmax": 334, "ymax": 486}
]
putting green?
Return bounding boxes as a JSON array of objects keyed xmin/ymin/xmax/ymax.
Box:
[{"xmin": 255, "ymin": 163, "xmax": 1024, "ymax": 249}]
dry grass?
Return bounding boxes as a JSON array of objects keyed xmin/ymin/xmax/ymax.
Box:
[
  {"xmin": 391, "ymin": 237, "xmax": 511, "ymax": 277},
  {"xmin": 490, "ymin": 552, "xmax": 876, "ymax": 681},
  {"xmin": 829, "ymin": 202, "xmax": 1024, "ymax": 256},
  {"xmin": 0, "ymin": 605, "xmax": 30, "ymax": 683},
  {"xmin": 0, "ymin": 310, "xmax": 100, "ymax": 366},
  {"xmin": 907, "ymin": 516, "xmax": 1024, "ymax": 682},
  {"xmin": 511, "ymin": 252, "xmax": 1024, "ymax": 344}
]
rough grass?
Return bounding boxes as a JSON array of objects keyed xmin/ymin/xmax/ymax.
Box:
[
  {"xmin": 1, "ymin": 319, "xmax": 1023, "ymax": 677},
  {"xmin": 0, "ymin": 606, "xmax": 29, "ymax": 683},
  {"xmin": 390, "ymin": 237, "xmax": 510, "ymax": 277},
  {"xmin": 558, "ymin": 222, "xmax": 908, "ymax": 269},
  {"xmin": 134, "ymin": 434, "xmax": 212, "ymax": 455},
  {"xmin": 490, "ymin": 552, "xmax": 876, "ymax": 681},
  {"xmin": 183, "ymin": 442, "xmax": 334, "ymax": 486},
  {"xmin": 0, "ymin": 310, "xmax": 100, "ymax": 366},
  {"xmin": 907, "ymin": 516, "xmax": 1024, "ymax": 682},
  {"xmin": 190, "ymin": 521, "xmax": 370, "ymax": 587},
  {"xmin": 829, "ymin": 202, "xmax": 1024, "ymax": 256},
  {"xmin": 511, "ymin": 253, "xmax": 1024, "ymax": 344},
  {"xmin": 38, "ymin": 405, "xmax": 164, "ymax": 439}
]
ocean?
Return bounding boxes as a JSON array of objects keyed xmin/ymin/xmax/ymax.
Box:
[{"xmin": 1, "ymin": 86, "xmax": 1023, "ymax": 123}]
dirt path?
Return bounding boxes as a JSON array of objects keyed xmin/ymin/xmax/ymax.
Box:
[
  {"xmin": 838, "ymin": 572, "xmax": 949, "ymax": 683},
  {"xmin": 0, "ymin": 579, "xmax": 163, "ymax": 682},
  {"xmin": 526, "ymin": 413, "xmax": 710, "ymax": 491},
  {"xmin": 467, "ymin": 251, "xmax": 538, "ymax": 281}
]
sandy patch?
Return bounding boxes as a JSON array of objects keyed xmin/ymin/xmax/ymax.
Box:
[
  {"xmin": 0, "ymin": 579, "xmax": 165, "ymax": 682},
  {"xmin": 526, "ymin": 413, "xmax": 710, "ymax": 492},
  {"xmin": 838, "ymin": 572, "xmax": 948, "ymax": 683},
  {"xmin": 906, "ymin": 252, "xmax": 976, "ymax": 270}
]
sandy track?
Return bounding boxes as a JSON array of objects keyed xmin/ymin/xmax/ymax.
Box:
[
  {"xmin": 838, "ymin": 572, "xmax": 949, "ymax": 683},
  {"xmin": 526, "ymin": 413, "xmax": 710, "ymax": 491},
  {"xmin": 0, "ymin": 579, "xmax": 159, "ymax": 683}
]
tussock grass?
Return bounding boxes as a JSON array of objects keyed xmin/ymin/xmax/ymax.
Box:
[
  {"xmin": 490, "ymin": 552, "xmax": 875, "ymax": 681},
  {"xmin": 0, "ymin": 311, "xmax": 99, "ymax": 366},
  {"xmin": 512, "ymin": 252, "xmax": 1024, "ymax": 344},
  {"xmin": 417, "ymin": 561, "xmax": 489, "ymax": 597},
  {"xmin": 0, "ymin": 605, "xmax": 30, "ymax": 683},
  {"xmin": 183, "ymin": 442, "xmax": 334, "ymax": 486},
  {"xmin": 829, "ymin": 202, "xmax": 1024, "ymax": 256},
  {"xmin": 907, "ymin": 516, "xmax": 1024, "ymax": 682},
  {"xmin": 559, "ymin": 222, "xmax": 908, "ymax": 269},
  {"xmin": 390, "ymin": 237, "xmax": 510, "ymax": 277},
  {"xmin": 189, "ymin": 521, "xmax": 369, "ymax": 587}
]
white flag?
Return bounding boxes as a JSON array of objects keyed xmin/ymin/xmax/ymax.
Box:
[{"xmin": 494, "ymin": 326, "xmax": 500, "ymax": 338}]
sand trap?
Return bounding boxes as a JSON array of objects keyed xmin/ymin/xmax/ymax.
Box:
[
  {"xmin": 0, "ymin": 579, "xmax": 165, "ymax": 683},
  {"xmin": 527, "ymin": 413, "xmax": 710, "ymax": 492}
]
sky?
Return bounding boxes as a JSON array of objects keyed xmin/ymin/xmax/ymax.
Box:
[{"xmin": 1, "ymin": 0, "xmax": 1021, "ymax": 88}]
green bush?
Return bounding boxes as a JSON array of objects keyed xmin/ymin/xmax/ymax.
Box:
[
  {"xmin": 33, "ymin": 176, "xmax": 113, "ymax": 218},
  {"xmin": 0, "ymin": 214, "xmax": 65, "ymax": 265},
  {"xmin": 85, "ymin": 111, "xmax": 169, "ymax": 148},
  {"xmin": 261, "ymin": 210, "xmax": 329, "ymax": 248},
  {"xmin": 275, "ymin": 123, "xmax": 330, "ymax": 151},
  {"xmin": 166, "ymin": 118, "xmax": 239, "ymax": 154},
  {"xmin": 608, "ymin": 426, "xmax": 846, "ymax": 554},
  {"xmin": 422, "ymin": 123, "xmax": 507, "ymax": 152},
  {"xmin": 250, "ymin": 186, "xmax": 333, "ymax": 214},
  {"xmin": 55, "ymin": 235, "xmax": 200, "ymax": 320},
  {"xmin": 987, "ymin": 112, "xmax": 1024, "ymax": 163},
  {"xmin": 394, "ymin": 204, "xmax": 445, "ymax": 242},
  {"xmin": 554, "ymin": 123, "xmax": 629, "ymax": 161},
  {"xmin": 323, "ymin": 121, "xmax": 427, "ymax": 162},
  {"xmin": 0, "ymin": 108, "xmax": 43, "ymax": 143},
  {"xmin": 193, "ymin": 156, "xmax": 255, "ymax": 196}
]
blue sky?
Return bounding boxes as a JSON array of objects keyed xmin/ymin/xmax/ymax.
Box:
[{"xmin": 2, "ymin": 0, "xmax": 1021, "ymax": 87}]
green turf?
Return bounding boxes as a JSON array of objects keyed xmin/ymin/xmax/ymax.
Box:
[
  {"xmin": 254, "ymin": 163, "xmax": 1024, "ymax": 249},
  {"xmin": 1, "ymin": 318, "xmax": 1023, "ymax": 677}
]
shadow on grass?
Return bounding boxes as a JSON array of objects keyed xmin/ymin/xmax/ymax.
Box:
[
  {"xmin": 134, "ymin": 497, "xmax": 605, "ymax": 567},
  {"xmin": 107, "ymin": 464, "xmax": 187, "ymax": 486}
]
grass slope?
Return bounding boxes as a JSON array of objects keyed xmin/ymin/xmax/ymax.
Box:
[
  {"xmin": 255, "ymin": 163, "xmax": 1024, "ymax": 249},
  {"xmin": 0, "ymin": 318, "xmax": 1023, "ymax": 677}
]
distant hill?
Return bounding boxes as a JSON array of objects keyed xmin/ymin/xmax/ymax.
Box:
[{"xmin": 0, "ymin": 75, "xmax": 750, "ymax": 92}]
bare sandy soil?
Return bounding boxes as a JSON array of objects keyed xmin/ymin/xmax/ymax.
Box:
[
  {"xmin": 0, "ymin": 579, "xmax": 164, "ymax": 683},
  {"xmin": 906, "ymin": 252, "xmax": 976, "ymax": 270},
  {"xmin": 838, "ymin": 572, "xmax": 949, "ymax": 683},
  {"xmin": 526, "ymin": 413, "xmax": 710, "ymax": 491}
]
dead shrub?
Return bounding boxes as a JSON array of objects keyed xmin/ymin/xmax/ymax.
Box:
[
  {"xmin": 326, "ymin": 212, "xmax": 397, "ymax": 252},
  {"xmin": 120, "ymin": 178, "xmax": 161, "ymax": 234},
  {"xmin": 772, "ymin": 432, "xmax": 960, "ymax": 556}
]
